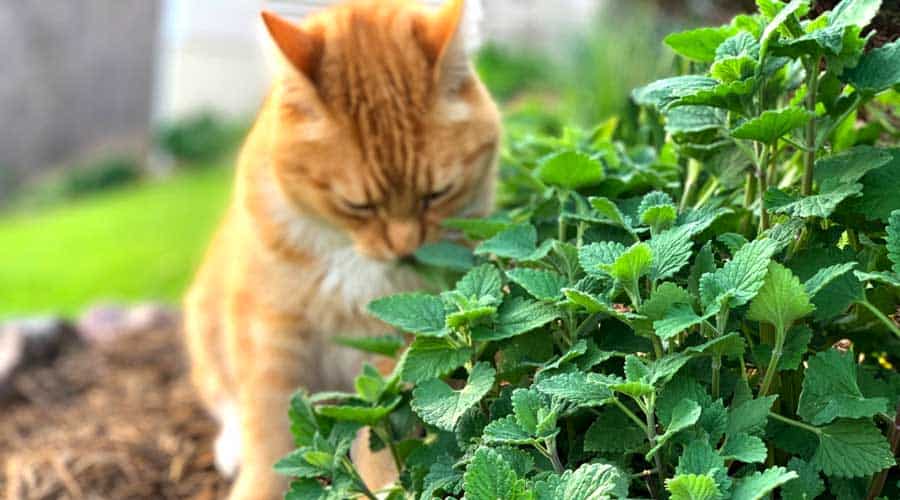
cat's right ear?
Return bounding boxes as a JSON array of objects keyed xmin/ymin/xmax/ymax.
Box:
[{"xmin": 262, "ymin": 11, "xmax": 324, "ymax": 81}]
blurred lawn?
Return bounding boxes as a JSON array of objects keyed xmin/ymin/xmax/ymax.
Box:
[{"xmin": 0, "ymin": 166, "xmax": 232, "ymax": 319}]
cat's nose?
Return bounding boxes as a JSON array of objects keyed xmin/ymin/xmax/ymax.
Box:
[{"xmin": 386, "ymin": 219, "xmax": 422, "ymax": 258}]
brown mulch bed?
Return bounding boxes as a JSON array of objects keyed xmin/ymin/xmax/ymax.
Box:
[{"xmin": 0, "ymin": 328, "xmax": 230, "ymax": 499}]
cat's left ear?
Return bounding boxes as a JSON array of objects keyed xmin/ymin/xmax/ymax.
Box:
[
  {"xmin": 420, "ymin": 0, "xmax": 484, "ymax": 92},
  {"xmin": 262, "ymin": 11, "xmax": 324, "ymax": 81}
]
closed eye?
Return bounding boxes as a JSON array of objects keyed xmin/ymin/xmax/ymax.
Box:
[
  {"xmin": 424, "ymin": 185, "xmax": 454, "ymax": 207},
  {"xmin": 340, "ymin": 198, "xmax": 377, "ymax": 213}
]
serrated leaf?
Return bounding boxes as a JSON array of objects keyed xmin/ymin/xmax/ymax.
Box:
[
  {"xmin": 647, "ymin": 399, "xmax": 702, "ymax": 459},
  {"xmin": 536, "ymin": 151, "xmax": 605, "ymax": 189},
  {"xmin": 760, "ymin": 0, "xmax": 808, "ymax": 48},
  {"xmin": 411, "ymin": 362, "xmax": 495, "ymax": 431},
  {"xmin": 685, "ymin": 332, "xmax": 747, "ymax": 358},
  {"xmin": 711, "ymin": 55, "xmax": 758, "ymax": 83},
  {"xmin": 732, "ymin": 107, "xmax": 814, "ymax": 144},
  {"xmin": 765, "ymin": 184, "xmax": 862, "ymax": 219},
  {"xmin": 731, "ymin": 466, "xmax": 799, "ymax": 500},
  {"xmin": 844, "ymin": 149, "xmax": 900, "ymax": 222},
  {"xmin": 400, "ymin": 337, "xmax": 472, "ymax": 384},
  {"xmin": 666, "ymin": 474, "xmax": 721, "ymax": 500},
  {"xmin": 888, "ymin": 209, "xmax": 900, "ymax": 274},
  {"xmin": 830, "ymin": 0, "xmax": 882, "ymax": 28},
  {"xmin": 444, "ymin": 216, "xmax": 510, "ymax": 240},
  {"xmin": 654, "ymin": 304, "xmax": 707, "ymax": 340},
  {"xmin": 748, "ymin": 262, "xmax": 815, "ymax": 334},
  {"xmin": 482, "ymin": 415, "xmax": 535, "ymax": 445},
  {"xmin": 845, "ymin": 40, "xmax": 900, "ymax": 93},
  {"xmin": 722, "ymin": 432, "xmax": 768, "ymax": 463},
  {"xmin": 666, "ymin": 105, "xmax": 727, "ymax": 137},
  {"xmin": 289, "ymin": 392, "xmax": 320, "ymax": 447},
  {"xmin": 474, "ymin": 224, "xmax": 550, "ymax": 261},
  {"xmin": 585, "ymin": 409, "xmax": 646, "ymax": 453},
  {"xmin": 579, "ymin": 241, "xmax": 627, "ymax": 279},
  {"xmin": 464, "ymin": 447, "xmax": 532, "ymax": 500},
  {"xmin": 753, "ymin": 324, "xmax": 813, "ymax": 371},
  {"xmin": 700, "ymin": 238, "xmax": 779, "ymax": 313},
  {"xmin": 507, "ymin": 268, "xmax": 568, "ymax": 301},
  {"xmin": 601, "ymin": 242, "xmax": 653, "ymax": 284},
  {"xmin": 804, "ymin": 262, "xmax": 858, "ymax": 298},
  {"xmin": 421, "ymin": 458, "xmax": 462, "ymax": 500},
  {"xmin": 535, "ymin": 463, "xmax": 629, "ymax": 500},
  {"xmin": 632, "ymin": 75, "xmax": 719, "ymax": 110},
  {"xmin": 534, "ymin": 372, "xmax": 615, "ymax": 407},
  {"xmin": 589, "ymin": 196, "xmax": 630, "ymax": 228},
  {"xmin": 664, "ymin": 26, "xmax": 738, "ymax": 62},
  {"xmin": 650, "ymin": 225, "xmax": 696, "ymax": 282},
  {"xmin": 853, "ymin": 270, "xmax": 900, "ymax": 287},
  {"xmin": 612, "ymin": 381, "xmax": 656, "ymax": 399},
  {"xmin": 275, "ymin": 449, "xmax": 328, "ymax": 479},
  {"xmin": 317, "ymin": 397, "xmax": 401, "ymax": 425},
  {"xmin": 798, "ymin": 350, "xmax": 889, "ymax": 425},
  {"xmin": 456, "ymin": 264, "xmax": 503, "ymax": 302},
  {"xmin": 790, "ymin": 247, "xmax": 865, "ymax": 321},
  {"xmin": 813, "ymin": 419, "xmax": 896, "ymax": 478},
  {"xmin": 672, "ymin": 79, "xmax": 756, "ymax": 113},
  {"xmin": 368, "ymin": 293, "xmax": 446, "ymax": 337},
  {"xmin": 783, "ymin": 457, "xmax": 825, "ymax": 500},
  {"xmin": 641, "ymin": 283, "xmax": 694, "ymax": 321},
  {"xmin": 414, "ymin": 241, "xmax": 474, "ymax": 271},
  {"xmin": 512, "ymin": 388, "xmax": 546, "ymax": 435},
  {"xmin": 677, "ymin": 440, "xmax": 730, "ymax": 494},
  {"xmin": 333, "ymin": 334, "xmax": 405, "ymax": 358},
  {"xmin": 471, "ymin": 297, "xmax": 560, "ymax": 342},
  {"xmin": 813, "ymin": 146, "xmax": 893, "ymax": 192},
  {"xmin": 728, "ymin": 395, "xmax": 778, "ymax": 437}
]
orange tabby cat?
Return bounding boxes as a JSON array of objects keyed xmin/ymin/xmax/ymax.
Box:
[{"xmin": 183, "ymin": 0, "xmax": 500, "ymax": 498}]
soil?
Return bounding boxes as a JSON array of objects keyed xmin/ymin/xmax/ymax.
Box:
[{"xmin": 0, "ymin": 327, "xmax": 230, "ymax": 499}]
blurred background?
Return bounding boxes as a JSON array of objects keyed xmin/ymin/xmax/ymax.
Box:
[{"xmin": 0, "ymin": 0, "xmax": 753, "ymax": 322}]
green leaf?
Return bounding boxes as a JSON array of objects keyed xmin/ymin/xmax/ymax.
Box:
[
  {"xmin": 765, "ymin": 184, "xmax": 862, "ymax": 219},
  {"xmin": 710, "ymin": 55, "xmax": 757, "ymax": 83},
  {"xmin": 512, "ymin": 388, "xmax": 547, "ymax": 435},
  {"xmin": 474, "ymin": 224, "xmax": 549, "ymax": 261},
  {"xmin": 289, "ymin": 392, "xmax": 320, "ymax": 447},
  {"xmin": 601, "ymin": 242, "xmax": 653, "ymax": 285},
  {"xmin": 700, "ymin": 238, "xmax": 779, "ymax": 313},
  {"xmin": 728, "ymin": 395, "xmax": 778, "ymax": 437},
  {"xmin": 672, "ymin": 79, "xmax": 756, "ymax": 113},
  {"xmin": 666, "ymin": 474, "xmax": 721, "ymax": 500},
  {"xmin": 654, "ymin": 304, "xmax": 706, "ymax": 340},
  {"xmin": 798, "ymin": 349, "xmax": 889, "ymax": 425},
  {"xmin": 717, "ymin": 31, "xmax": 760, "ymax": 59},
  {"xmin": 813, "ymin": 146, "xmax": 893, "ymax": 192},
  {"xmin": 676, "ymin": 439, "xmax": 731, "ymax": 494},
  {"xmin": 783, "ymin": 457, "xmax": 826, "ymax": 500},
  {"xmin": 506, "ymin": 268, "xmax": 568, "ymax": 301},
  {"xmin": 641, "ymin": 282, "xmax": 694, "ymax": 321},
  {"xmin": 535, "ymin": 372, "xmax": 615, "ymax": 408},
  {"xmin": 721, "ymin": 432, "xmax": 768, "ymax": 463},
  {"xmin": 650, "ymin": 225, "xmax": 696, "ymax": 282},
  {"xmin": 647, "ymin": 399, "xmax": 702, "ymax": 459},
  {"xmin": 276, "ymin": 450, "xmax": 327, "ymax": 479},
  {"xmin": 845, "ymin": 39, "xmax": 900, "ymax": 93},
  {"xmin": 804, "ymin": 262, "xmax": 858, "ymax": 298},
  {"xmin": 753, "ymin": 324, "xmax": 813, "ymax": 371},
  {"xmin": 731, "ymin": 466, "xmax": 799, "ymax": 500},
  {"xmin": 584, "ymin": 409, "xmax": 646, "ymax": 453},
  {"xmin": 562, "ymin": 288, "xmax": 619, "ymax": 315},
  {"xmin": 400, "ymin": 337, "xmax": 472, "ymax": 384},
  {"xmin": 414, "ymin": 241, "xmax": 474, "ymax": 271},
  {"xmin": 482, "ymin": 415, "xmax": 535, "ymax": 445},
  {"xmin": 411, "ymin": 362, "xmax": 495, "ymax": 431},
  {"xmin": 813, "ymin": 419, "xmax": 896, "ymax": 478},
  {"xmin": 368, "ymin": 293, "xmax": 446, "ymax": 337},
  {"xmin": 684, "ymin": 332, "xmax": 747, "ymax": 358},
  {"xmin": 830, "ymin": 0, "xmax": 882, "ymax": 28},
  {"xmin": 317, "ymin": 397, "xmax": 401, "ymax": 425},
  {"xmin": 888, "ymin": 209, "xmax": 900, "ymax": 274},
  {"xmin": 333, "ymin": 334, "xmax": 405, "ymax": 358},
  {"xmin": 665, "ymin": 105, "xmax": 727, "ymax": 137},
  {"xmin": 632, "ymin": 76, "xmax": 719, "ymax": 110},
  {"xmin": 854, "ymin": 270, "xmax": 900, "ymax": 287},
  {"xmin": 579, "ymin": 241, "xmax": 627, "ymax": 279},
  {"xmin": 456, "ymin": 264, "xmax": 503, "ymax": 302},
  {"xmin": 471, "ymin": 297, "xmax": 560, "ymax": 342},
  {"xmin": 464, "ymin": 447, "xmax": 532, "ymax": 500},
  {"xmin": 760, "ymin": 0, "xmax": 808, "ymax": 49},
  {"xmin": 589, "ymin": 196, "xmax": 630, "ymax": 228},
  {"xmin": 748, "ymin": 262, "xmax": 815, "ymax": 334},
  {"xmin": 612, "ymin": 381, "xmax": 656, "ymax": 399},
  {"xmin": 444, "ymin": 216, "xmax": 510, "ymax": 240},
  {"xmin": 731, "ymin": 107, "xmax": 814, "ymax": 144},
  {"xmin": 535, "ymin": 463, "xmax": 629, "ymax": 500},
  {"xmin": 421, "ymin": 458, "xmax": 463, "ymax": 500},
  {"xmin": 535, "ymin": 151, "xmax": 605, "ymax": 189},
  {"xmin": 664, "ymin": 26, "xmax": 738, "ymax": 62},
  {"xmin": 844, "ymin": 149, "xmax": 900, "ymax": 222}
]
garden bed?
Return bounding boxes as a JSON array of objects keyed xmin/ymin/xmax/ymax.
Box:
[{"xmin": 0, "ymin": 327, "xmax": 229, "ymax": 499}]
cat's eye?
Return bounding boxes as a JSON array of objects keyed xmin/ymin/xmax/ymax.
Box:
[
  {"xmin": 423, "ymin": 185, "xmax": 453, "ymax": 207},
  {"xmin": 340, "ymin": 198, "xmax": 376, "ymax": 213}
]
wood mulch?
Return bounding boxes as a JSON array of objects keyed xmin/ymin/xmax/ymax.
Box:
[{"xmin": 0, "ymin": 327, "xmax": 230, "ymax": 499}]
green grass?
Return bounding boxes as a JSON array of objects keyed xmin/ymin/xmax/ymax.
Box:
[{"xmin": 0, "ymin": 166, "xmax": 233, "ymax": 319}]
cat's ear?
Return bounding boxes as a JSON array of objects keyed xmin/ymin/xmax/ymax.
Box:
[
  {"xmin": 262, "ymin": 11, "xmax": 324, "ymax": 80},
  {"xmin": 420, "ymin": 0, "xmax": 483, "ymax": 91}
]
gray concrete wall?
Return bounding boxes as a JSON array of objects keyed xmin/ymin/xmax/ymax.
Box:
[{"xmin": 0, "ymin": 0, "xmax": 161, "ymax": 199}]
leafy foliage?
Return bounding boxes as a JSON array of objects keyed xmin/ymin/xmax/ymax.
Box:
[{"xmin": 278, "ymin": 2, "xmax": 900, "ymax": 498}]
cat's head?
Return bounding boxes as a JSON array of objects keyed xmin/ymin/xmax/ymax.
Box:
[{"xmin": 261, "ymin": 0, "xmax": 500, "ymax": 261}]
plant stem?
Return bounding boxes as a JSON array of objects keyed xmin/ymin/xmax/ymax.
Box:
[
  {"xmin": 859, "ymin": 300, "xmax": 900, "ymax": 340},
  {"xmin": 757, "ymin": 146, "xmax": 771, "ymax": 235},
  {"xmin": 558, "ymin": 191, "xmax": 569, "ymax": 242},
  {"xmin": 712, "ymin": 356, "xmax": 722, "ymax": 399},
  {"xmin": 866, "ymin": 405, "xmax": 900, "ymax": 500},
  {"xmin": 680, "ymin": 159, "xmax": 702, "ymax": 212},
  {"xmin": 650, "ymin": 335, "xmax": 665, "ymax": 360},
  {"xmin": 802, "ymin": 58, "xmax": 819, "ymax": 197},
  {"xmin": 645, "ymin": 402, "xmax": 666, "ymax": 491},
  {"xmin": 344, "ymin": 458, "xmax": 380, "ymax": 500},
  {"xmin": 767, "ymin": 411, "xmax": 822, "ymax": 435},
  {"xmin": 611, "ymin": 398, "xmax": 650, "ymax": 432},
  {"xmin": 759, "ymin": 326, "xmax": 786, "ymax": 397},
  {"xmin": 544, "ymin": 437, "xmax": 565, "ymax": 474},
  {"xmin": 373, "ymin": 424, "xmax": 403, "ymax": 474}
]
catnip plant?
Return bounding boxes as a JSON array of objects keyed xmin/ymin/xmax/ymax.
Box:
[{"xmin": 276, "ymin": 1, "xmax": 900, "ymax": 498}]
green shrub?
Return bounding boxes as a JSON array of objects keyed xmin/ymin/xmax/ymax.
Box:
[
  {"xmin": 62, "ymin": 156, "xmax": 141, "ymax": 198},
  {"xmin": 278, "ymin": 1, "xmax": 899, "ymax": 498},
  {"xmin": 156, "ymin": 112, "xmax": 235, "ymax": 164}
]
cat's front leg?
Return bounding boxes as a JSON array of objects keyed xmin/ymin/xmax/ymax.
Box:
[{"xmin": 227, "ymin": 307, "xmax": 315, "ymax": 500}]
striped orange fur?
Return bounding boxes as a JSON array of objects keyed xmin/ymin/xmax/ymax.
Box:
[{"xmin": 183, "ymin": 1, "xmax": 500, "ymax": 498}]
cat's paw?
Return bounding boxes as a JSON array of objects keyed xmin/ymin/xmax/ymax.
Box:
[{"xmin": 214, "ymin": 404, "xmax": 242, "ymax": 478}]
